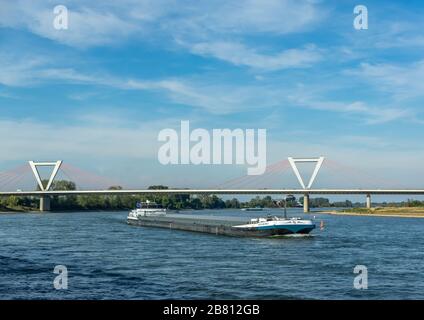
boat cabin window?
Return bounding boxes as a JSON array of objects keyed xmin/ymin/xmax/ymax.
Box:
[{"xmin": 136, "ymin": 202, "xmax": 163, "ymax": 209}]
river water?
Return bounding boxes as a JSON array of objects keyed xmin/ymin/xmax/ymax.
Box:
[{"xmin": 0, "ymin": 208, "xmax": 423, "ymax": 299}]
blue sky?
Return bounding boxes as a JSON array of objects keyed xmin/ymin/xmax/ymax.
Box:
[{"xmin": 1, "ymin": 0, "xmax": 424, "ymax": 190}]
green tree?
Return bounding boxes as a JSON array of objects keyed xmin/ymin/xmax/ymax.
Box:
[
  {"xmin": 108, "ymin": 185, "xmax": 123, "ymax": 190},
  {"xmin": 148, "ymin": 185, "xmax": 169, "ymax": 190},
  {"xmin": 6, "ymin": 195, "xmax": 19, "ymax": 208},
  {"xmin": 190, "ymin": 197, "xmax": 203, "ymax": 209}
]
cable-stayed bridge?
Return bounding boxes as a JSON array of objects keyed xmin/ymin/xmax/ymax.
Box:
[{"xmin": 0, "ymin": 158, "xmax": 423, "ymax": 212}]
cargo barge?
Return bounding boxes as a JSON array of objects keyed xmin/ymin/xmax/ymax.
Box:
[{"xmin": 127, "ymin": 202, "xmax": 316, "ymax": 238}]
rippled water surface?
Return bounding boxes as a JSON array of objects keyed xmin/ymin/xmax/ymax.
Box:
[{"xmin": 1, "ymin": 208, "xmax": 423, "ymax": 299}]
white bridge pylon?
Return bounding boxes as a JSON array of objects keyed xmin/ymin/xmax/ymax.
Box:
[
  {"xmin": 28, "ymin": 161, "xmax": 63, "ymax": 191},
  {"xmin": 288, "ymin": 157, "xmax": 325, "ymax": 189}
]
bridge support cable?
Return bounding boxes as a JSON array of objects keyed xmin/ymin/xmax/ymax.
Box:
[
  {"xmin": 214, "ymin": 159, "xmax": 290, "ymax": 190},
  {"xmin": 0, "ymin": 164, "xmax": 31, "ymax": 191},
  {"xmin": 60, "ymin": 163, "xmax": 124, "ymax": 190},
  {"xmin": 228, "ymin": 161, "xmax": 290, "ymax": 189}
]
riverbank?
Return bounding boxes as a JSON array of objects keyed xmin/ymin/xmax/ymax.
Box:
[
  {"xmin": 0, "ymin": 207, "xmax": 134, "ymax": 213},
  {"xmin": 317, "ymin": 207, "xmax": 424, "ymax": 218},
  {"xmin": 0, "ymin": 206, "xmax": 35, "ymax": 213}
]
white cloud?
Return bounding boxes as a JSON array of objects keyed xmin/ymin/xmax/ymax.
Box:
[
  {"xmin": 287, "ymin": 90, "xmax": 413, "ymax": 124},
  {"xmin": 0, "ymin": 0, "xmax": 322, "ymax": 48},
  {"xmin": 0, "ymin": 116, "xmax": 166, "ymax": 161},
  {"xmin": 378, "ymin": 35, "xmax": 424, "ymax": 48},
  {"xmin": 0, "ymin": 53, "xmax": 285, "ymax": 114},
  {"xmin": 0, "ymin": 0, "xmax": 325, "ymax": 80},
  {"xmin": 346, "ymin": 61, "xmax": 424, "ymax": 101},
  {"xmin": 0, "ymin": 0, "xmax": 139, "ymax": 47},
  {"xmin": 187, "ymin": 41, "xmax": 322, "ymax": 71},
  {"xmin": 0, "ymin": 54, "xmax": 413, "ymax": 122},
  {"xmin": 0, "ymin": 52, "xmax": 119, "ymax": 87},
  {"xmin": 127, "ymin": 78, "xmax": 287, "ymax": 113},
  {"xmin": 168, "ymin": 0, "xmax": 321, "ymax": 36},
  {"xmin": 368, "ymin": 20, "xmax": 424, "ymax": 49},
  {"xmin": 168, "ymin": 0, "xmax": 323, "ymax": 70},
  {"xmin": 0, "ymin": 54, "xmax": 46, "ymax": 86},
  {"xmin": 124, "ymin": 77, "xmax": 415, "ymax": 122}
]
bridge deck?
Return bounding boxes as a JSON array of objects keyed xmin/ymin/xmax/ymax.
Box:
[{"xmin": 2, "ymin": 189, "xmax": 424, "ymax": 196}]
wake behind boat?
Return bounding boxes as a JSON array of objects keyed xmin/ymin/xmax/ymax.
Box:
[{"xmin": 241, "ymin": 207, "xmax": 264, "ymax": 211}]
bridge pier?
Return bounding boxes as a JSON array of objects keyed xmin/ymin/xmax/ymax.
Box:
[
  {"xmin": 39, "ymin": 196, "xmax": 51, "ymax": 212},
  {"xmin": 303, "ymin": 193, "xmax": 310, "ymax": 213},
  {"xmin": 366, "ymin": 193, "xmax": 371, "ymax": 209}
]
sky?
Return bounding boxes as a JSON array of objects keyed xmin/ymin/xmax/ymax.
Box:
[{"xmin": 1, "ymin": 0, "xmax": 424, "ymax": 191}]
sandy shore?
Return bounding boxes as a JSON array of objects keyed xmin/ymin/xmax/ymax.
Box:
[{"xmin": 316, "ymin": 208, "xmax": 424, "ymax": 218}]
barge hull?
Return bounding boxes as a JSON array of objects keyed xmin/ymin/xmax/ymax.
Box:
[{"xmin": 127, "ymin": 215, "xmax": 314, "ymax": 237}]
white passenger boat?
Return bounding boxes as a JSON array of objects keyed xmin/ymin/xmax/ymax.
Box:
[{"xmin": 127, "ymin": 200, "xmax": 167, "ymax": 220}]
